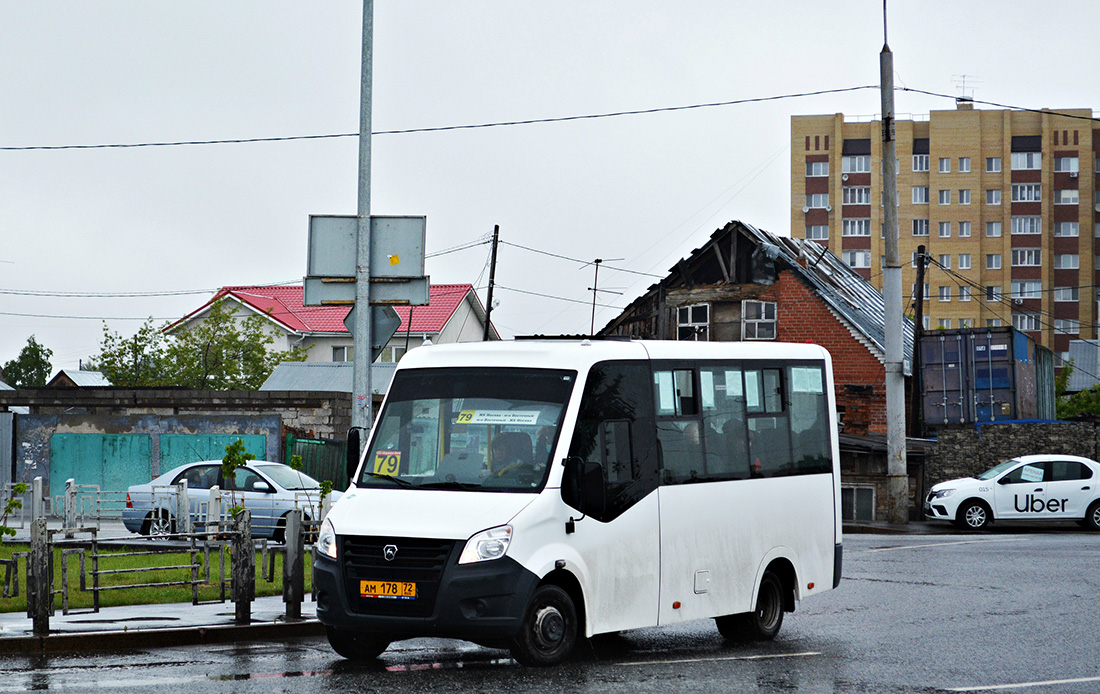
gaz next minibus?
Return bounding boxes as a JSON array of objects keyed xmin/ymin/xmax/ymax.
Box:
[{"xmin": 314, "ymin": 338, "xmax": 842, "ymax": 665}]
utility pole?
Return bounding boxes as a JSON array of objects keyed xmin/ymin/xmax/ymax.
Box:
[
  {"xmin": 880, "ymin": 4, "xmax": 910, "ymax": 523},
  {"xmin": 351, "ymin": 0, "xmax": 375, "ymax": 442},
  {"xmin": 483, "ymin": 225, "xmax": 499, "ymax": 341},
  {"xmin": 589, "ymin": 259, "xmax": 603, "ymax": 336},
  {"xmin": 911, "ymin": 245, "xmax": 926, "ymax": 436}
]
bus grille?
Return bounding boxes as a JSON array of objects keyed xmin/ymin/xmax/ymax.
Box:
[{"xmin": 340, "ymin": 536, "xmax": 456, "ymax": 617}]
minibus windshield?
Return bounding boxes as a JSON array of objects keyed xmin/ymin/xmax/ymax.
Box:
[{"xmin": 359, "ymin": 367, "xmax": 576, "ymax": 492}]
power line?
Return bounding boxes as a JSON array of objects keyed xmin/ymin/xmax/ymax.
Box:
[
  {"xmin": 499, "ymin": 240, "xmax": 663, "ymax": 278},
  {"xmin": 898, "ymin": 88, "xmax": 1100, "ymax": 122},
  {"xmin": 0, "ymin": 86, "xmax": 879, "ymax": 151}
]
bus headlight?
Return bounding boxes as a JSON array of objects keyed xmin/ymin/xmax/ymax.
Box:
[
  {"xmin": 316, "ymin": 518, "xmax": 338, "ymax": 560},
  {"xmin": 459, "ymin": 525, "xmax": 512, "ymax": 564}
]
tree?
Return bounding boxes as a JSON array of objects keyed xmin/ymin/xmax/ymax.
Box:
[
  {"xmin": 90, "ymin": 298, "xmax": 308, "ymax": 390},
  {"xmin": 88, "ymin": 319, "xmax": 169, "ymax": 387},
  {"xmin": 1, "ymin": 335, "xmax": 53, "ymax": 387}
]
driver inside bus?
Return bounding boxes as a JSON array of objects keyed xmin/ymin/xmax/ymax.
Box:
[{"xmin": 491, "ymin": 431, "xmax": 535, "ymax": 477}]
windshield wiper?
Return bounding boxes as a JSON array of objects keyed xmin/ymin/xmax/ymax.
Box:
[
  {"xmin": 361, "ymin": 472, "xmax": 414, "ymax": 488},
  {"xmin": 418, "ymin": 479, "xmax": 479, "ymax": 491}
]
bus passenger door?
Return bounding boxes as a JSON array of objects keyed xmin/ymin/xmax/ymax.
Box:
[{"xmin": 565, "ymin": 361, "xmax": 661, "ymax": 635}]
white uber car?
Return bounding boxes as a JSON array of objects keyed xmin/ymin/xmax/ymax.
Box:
[{"xmin": 925, "ymin": 454, "xmax": 1100, "ymax": 530}]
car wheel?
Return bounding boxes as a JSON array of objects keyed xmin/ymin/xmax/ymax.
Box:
[
  {"xmin": 510, "ymin": 584, "xmax": 579, "ymax": 666},
  {"xmin": 325, "ymin": 626, "xmax": 389, "ymax": 660},
  {"xmin": 146, "ymin": 510, "xmax": 174, "ymax": 537},
  {"xmin": 273, "ymin": 516, "xmax": 287, "ymax": 544},
  {"xmin": 1085, "ymin": 500, "xmax": 1100, "ymax": 531},
  {"xmin": 957, "ymin": 500, "xmax": 991, "ymax": 530},
  {"xmin": 716, "ymin": 570, "xmax": 784, "ymax": 641}
]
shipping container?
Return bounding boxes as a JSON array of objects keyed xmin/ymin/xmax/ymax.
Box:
[{"xmin": 919, "ymin": 327, "xmax": 1054, "ymax": 430}]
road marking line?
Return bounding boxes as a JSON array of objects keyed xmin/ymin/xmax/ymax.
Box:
[
  {"xmin": 867, "ymin": 537, "xmax": 1026, "ymax": 552},
  {"xmin": 619, "ymin": 651, "xmax": 821, "ymax": 667},
  {"xmin": 948, "ymin": 674, "xmax": 1100, "ymax": 691}
]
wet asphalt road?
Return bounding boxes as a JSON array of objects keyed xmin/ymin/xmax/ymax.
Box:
[{"xmin": 1, "ymin": 529, "xmax": 1098, "ymax": 693}]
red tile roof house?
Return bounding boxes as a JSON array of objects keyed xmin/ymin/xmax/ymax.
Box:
[{"xmin": 167, "ymin": 283, "xmax": 498, "ymax": 373}]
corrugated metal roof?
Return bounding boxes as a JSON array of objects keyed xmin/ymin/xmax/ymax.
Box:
[
  {"xmin": 0, "ymin": 380, "xmax": 13, "ymax": 391},
  {"xmin": 259, "ymin": 361, "xmax": 398, "ymax": 394},
  {"xmin": 47, "ymin": 370, "xmax": 111, "ymax": 387}
]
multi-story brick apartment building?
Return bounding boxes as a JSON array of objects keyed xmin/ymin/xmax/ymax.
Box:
[{"xmin": 791, "ymin": 103, "xmax": 1098, "ymax": 364}]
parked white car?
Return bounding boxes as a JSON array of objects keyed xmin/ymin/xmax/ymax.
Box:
[
  {"xmin": 924, "ymin": 454, "xmax": 1100, "ymax": 530},
  {"xmin": 122, "ymin": 460, "xmax": 339, "ymax": 541}
]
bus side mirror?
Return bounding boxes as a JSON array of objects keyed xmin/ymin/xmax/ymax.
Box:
[
  {"xmin": 562, "ymin": 456, "xmax": 606, "ymax": 518},
  {"xmin": 346, "ymin": 428, "xmax": 364, "ymax": 482}
]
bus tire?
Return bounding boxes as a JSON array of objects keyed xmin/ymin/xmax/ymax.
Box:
[
  {"xmin": 326, "ymin": 626, "xmax": 389, "ymax": 660},
  {"xmin": 716, "ymin": 570, "xmax": 784, "ymax": 641},
  {"xmin": 1084, "ymin": 500, "xmax": 1100, "ymax": 531},
  {"xmin": 510, "ymin": 584, "xmax": 578, "ymax": 666},
  {"xmin": 956, "ymin": 500, "xmax": 991, "ymax": 530}
]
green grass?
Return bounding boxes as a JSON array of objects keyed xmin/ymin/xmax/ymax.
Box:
[{"xmin": 0, "ymin": 542, "xmax": 313, "ymax": 613}]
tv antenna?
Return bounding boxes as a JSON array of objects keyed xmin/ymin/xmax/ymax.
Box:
[
  {"xmin": 952, "ymin": 74, "xmax": 982, "ymax": 100},
  {"xmin": 587, "ymin": 258, "xmax": 623, "ymax": 335}
]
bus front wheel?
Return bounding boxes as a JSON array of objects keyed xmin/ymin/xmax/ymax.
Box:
[
  {"xmin": 510, "ymin": 584, "xmax": 578, "ymax": 666},
  {"xmin": 716, "ymin": 570, "xmax": 784, "ymax": 641}
]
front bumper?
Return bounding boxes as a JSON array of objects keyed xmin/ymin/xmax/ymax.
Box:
[{"xmin": 313, "ymin": 536, "xmax": 539, "ymax": 646}]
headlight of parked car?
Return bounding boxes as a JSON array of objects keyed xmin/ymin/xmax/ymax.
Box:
[
  {"xmin": 929, "ymin": 488, "xmax": 955, "ymax": 499},
  {"xmin": 458, "ymin": 525, "xmax": 512, "ymax": 564},
  {"xmin": 316, "ymin": 518, "xmax": 338, "ymax": 560}
]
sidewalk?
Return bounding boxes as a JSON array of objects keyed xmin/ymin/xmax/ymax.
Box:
[{"xmin": 0, "ymin": 594, "xmax": 324, "ymax": 655}]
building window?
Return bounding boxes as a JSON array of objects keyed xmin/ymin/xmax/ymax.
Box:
[
  {"xmin": 986, "ymin": 254, "xmax": 1002, "ymax": 270},
  {"xmin": 843, "ymin": 186, "xmax": 871, "ymax": 205},
  {"xmin": 842, "ymin": 249, "xmax": 871, "ymax": 268},
  {"xmin": 379, "ymin": 345, "xmax": 406, "ymax": 363},
  {"xmin": 1054, "ymin": 319, "xmax": 1080, "ymax": 335},
  {"xmin": 842, "ymin": 155, "xmax": 871, "ymax": 173},
  {"xmin": 842, "ymin": 218, "xmax": 871, "ymax": 236},
  {"xmin": 912, "ymin": 154, "xmax": 929, "ymax": 172},
  {"xmin": 806, "ymin": 160, "xmax": 830, "ymax": 177},
  {"xmin": 986, "ymin": 157, "xmax": 1001, "ymax": 173},
  {"xmin": 910, "ymin": 282, "xmax": 930, "ymax": 300},
  {"xmin": 959, "ymin": 221, "xmax": 972, "ymax": 237},
  {"xmin": 332, "ymin": 345, "xmax": 354, "ymax": 362},
  {"xmin": 959, "ymin": 157, "xmax": 971, "ymax": 173},
  {"xmin": 958, "ymin": 189, "xmax": 971, "ymax": 205},
  {"xmin": 1013, "ymin": 313, "xmax": 1041, "ymax": 331},
  {"xmin": 1054, "ymin": 253, "xmax": 1079, "ymax": 269},
  {"xmin": 986, "ymin": 318, "xmax": 1003, "ymax": 327},
  {"xmin": 1011, "ymin": 280, "xmax": 1042, "ymax": 299},
  {"xmin": 806, "ymin": 225, "xmax": 829, "ymax": 240},
  {"xmin": 938, "ymin": 157, "xmax": 951, "ymax": 173},
  {"xmin": 1011, "ymin": 249, "xmax": 1041, "ymax": 267},
  {"xmin": 938, "ymin": 318, "xmax": 952, "ymax": 329},
  {"xmin": 938, "ymin": 286, "xmax": 952, "ymax": 302},
  {"xmin": 938, "ymin": 254, "xmax": 951, "ymax": 269},
  {"xmin": 958, "ymin": 254, "xmax": 971, "ymax": 270},
  {"xmin": 806, "ymin": 193, "xmax": 830, "ymax": 209},
  {"xmin": 959, "ymin": 318, "xmax": 973, "ymax": 328},
  {"xmin": 912, "ymin": 219, "xmax": 930, "ymax": 236},
  {"xmin": 1011, "ymin": 183, "xmax": 1042, "ymax": 202},
  {"xmin": 1011, "ymin": 216, "xmax": 1042, "ymax": 234},
  {"xmin": 912, "ymin": 186, "xmax": 929, "ymax": 204},
  {"xmin": 1054, "ymin": 189, "xmax": 1079, "ymax": 205},
  {"xmin": 985, "ymin": 221, "xmax": 1002, "ymax": 237},
  {"xmin": 1011, "ymin": 152, "xmax": 1041, "ymax": 170},
  {"xmin": 959, "ymin": 286, "xmax": 972, "ymax": 302},
  {"xmin": 938, "ymin": 222, "xmax": 951, "ymax": 238},
  {"xmin": 986, "ymin": 189, "xmax": 1001, "ymax": 205},
  {"xmin": 841, "ymin": 486, "xmax": 875, "ymax": 521},
  {"xmin": 1054, "ymin": 287, "xmax": 1079, "ymax": 302},
  {"xmin": 938, "ymin": 189, "xmax": 951, "ymax": 205},
  {"xmin": 1053, "ymin": 157, "xmax": 1079, "ymax": 173},
  {"xmin": 986, "ymin": 286, "xmax": 1002, "ymax": 302},
  {"xmin": 1055, "ymin": 222, "xmax": 1079, "ymax": 237},
  {"xmin": 922, "ymin": 316, "xmax": 931, "ymax": 330},
  {"xmin": 742, "ymin": 300, "xmax": 777, "ymax": 340},
  {"xmin": 678, "ymin": 304, "xmax": 710, "ymax": 341}
]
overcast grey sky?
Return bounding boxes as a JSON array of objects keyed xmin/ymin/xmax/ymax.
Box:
[{"xmin": 2, "ymin": 1, "xmax": 1098, "ymax": 374}]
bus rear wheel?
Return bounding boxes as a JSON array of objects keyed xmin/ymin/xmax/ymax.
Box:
[
  {"xmin": 716, "ymin": 570, "xmax": 784, "ymax": 641},
  {"xmin": 326, "ymin": 627, "xmax": 389, "ymax": 660},
  {"xmin": 510, "ymin": 584, "xmax": 578, "ymax": 666}
]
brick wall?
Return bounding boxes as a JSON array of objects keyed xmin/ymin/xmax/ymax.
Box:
[{"xmin": 774, "ymin": 271, "xmax": 890, "ymax": 435}]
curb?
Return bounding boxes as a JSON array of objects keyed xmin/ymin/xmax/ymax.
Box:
[{"xmin": 0, "ymin": 619, "xmax": 326, "ymax": 655}]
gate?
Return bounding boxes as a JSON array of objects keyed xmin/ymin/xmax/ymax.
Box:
[
  {"xmin": 160, "ymin": 434, "xmax": 267, "ymax": 470},
  {"xmin": 49, "ymin": 434, "xmax": 153, "ymax": 496},
  {"xmin": 286, "ymin": 434, "xmax": 348, "ymax": 490}
]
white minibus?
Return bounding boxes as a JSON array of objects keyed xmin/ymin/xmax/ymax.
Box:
[{"xmin": 314, "ymin": 338, "xmax": 842, "ymax": 665}]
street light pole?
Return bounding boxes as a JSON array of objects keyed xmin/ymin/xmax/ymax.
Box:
[{"xmin": 351, "ymin": 0, "xmax": 374, "ymax": 443}]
